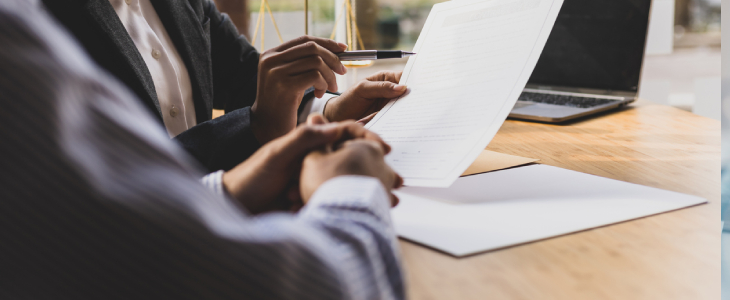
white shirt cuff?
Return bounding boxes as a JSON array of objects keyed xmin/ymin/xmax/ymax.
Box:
[
  {"xmin": 298, "ymin": 93, "xmax": 338, "ymax": 124},
  {"xmin": 201, "ymin": 170, "xmax": 226, "ymax": 196}
]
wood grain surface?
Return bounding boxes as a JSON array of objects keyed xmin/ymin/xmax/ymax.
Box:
[{"xmin": 400, "ymin": 100, "xmax": 720, "ymax": 300}]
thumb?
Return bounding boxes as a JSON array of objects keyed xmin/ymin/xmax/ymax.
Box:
[
  {"xmin": 355, "ymin": 81, "xmax": 407, "ymax": 99},
  {"xmin": 307, "ymin": 113, "xmax": 329, "ymax": 125}
]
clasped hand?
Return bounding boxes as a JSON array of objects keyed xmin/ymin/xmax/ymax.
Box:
[{"xmin": 223, "ymin": 114, "xmax": 402, "ymax": 214}]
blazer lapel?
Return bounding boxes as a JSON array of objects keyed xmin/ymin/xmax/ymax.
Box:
[
  {"xmin": 83, "ymin": 0, "xmax": 163, "ymax": 120},
  {"xmin": 150, "ymin": 0, "xmax": 214, "ymax": 123}
]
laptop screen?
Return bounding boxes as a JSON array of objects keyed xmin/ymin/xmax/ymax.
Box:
[{"xmin": 527, "ymin": 0, "xmax": 651, "ymax": 93}]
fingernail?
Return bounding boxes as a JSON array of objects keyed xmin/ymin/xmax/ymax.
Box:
[
  {"xmin": 393, "ymin": 84, "xmax": 406, "ymax": 91},
  {"xmin": 338, "ymin": 42, "xmax": 348, "ymax": 49}
]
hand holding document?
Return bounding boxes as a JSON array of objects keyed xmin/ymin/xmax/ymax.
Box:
[{"xmin": 365, "ymin": 0, "xmax": 564, "ymax": 187}]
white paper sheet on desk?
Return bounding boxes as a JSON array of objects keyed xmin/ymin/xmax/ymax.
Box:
[
  {"xmin": 365, "ymin": 0, "xmax": 563, "ymax": 187},
  {"xmin": 391, "ymin": 165, "xmax": 706, "ymax": 257}
]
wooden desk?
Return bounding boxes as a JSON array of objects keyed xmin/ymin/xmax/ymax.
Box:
[{"xmin": 401, "ymin": 100, "xmax": 720, "ymax": 299}]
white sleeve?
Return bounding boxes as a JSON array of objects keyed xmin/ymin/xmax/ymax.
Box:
[
  {"xmin": 298, "ymin": 93, "xmax": 339, "ymax": 124},
  {"xmin": 201, "ymin": 170, "xmax": 226, "ymax": 196}
]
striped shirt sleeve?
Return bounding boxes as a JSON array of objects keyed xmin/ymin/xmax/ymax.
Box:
[{"xmin": 301, "ymin": 176, "xmax": 404, "ymax": 299}]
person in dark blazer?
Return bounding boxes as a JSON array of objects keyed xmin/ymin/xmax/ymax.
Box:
[{"xmin": 41, "ymin": 0, "xmax": 407, "ymax": 173}]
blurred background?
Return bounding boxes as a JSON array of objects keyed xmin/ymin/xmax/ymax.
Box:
[{"xmin": 213, "ymin": 0, "xmax": 721, "ymax": 119}]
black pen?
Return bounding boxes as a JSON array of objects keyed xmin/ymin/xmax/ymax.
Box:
[{"xmin": 338, "ymin": 50, "xmax": 416, "ymax": 61}]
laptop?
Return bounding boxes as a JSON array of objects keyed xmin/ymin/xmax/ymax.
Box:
[{"xmin": 509, "ymin": 0, "xmax": 652, "ymax": 123}]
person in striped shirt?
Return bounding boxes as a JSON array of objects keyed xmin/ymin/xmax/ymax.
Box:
[{"xmin": 0, "ymin": 1, "xmax": 405, "ymax": 299}]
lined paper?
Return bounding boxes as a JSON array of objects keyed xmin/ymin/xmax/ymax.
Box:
[{"xmin": 365, "ymin": 0, "xmax": 563, "ymax": 187}]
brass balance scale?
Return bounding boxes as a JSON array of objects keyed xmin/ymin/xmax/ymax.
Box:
[{"xmin": 250, "ymin": 0, "xmax": 374, "ymax": 68}]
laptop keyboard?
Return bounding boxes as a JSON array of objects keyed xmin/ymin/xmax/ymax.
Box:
[{"xmin": 518, "ymin": 92, "xmax": 619, "ymax": 108}]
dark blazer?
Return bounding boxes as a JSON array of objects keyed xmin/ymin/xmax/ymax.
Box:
[{"xmin": 41, "ymin": 0, "xmax": 315, "ymax": 172}]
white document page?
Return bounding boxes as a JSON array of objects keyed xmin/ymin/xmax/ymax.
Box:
[
  {"xmin": 391, "ymin": 165, "xmax": 707, "ymax": 257},
  {"xmin": 365, "ymin": 0, "xmax": 564, "ymax": 187}
]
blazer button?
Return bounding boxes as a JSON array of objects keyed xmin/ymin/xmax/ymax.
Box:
[
  {"xmin": 125, "ymin": 0, "xmax": 131, "ymax": 4},
  {"xmin": 151, "ymin": 49, "xmax": 161, "ymax": 60},
  {"xmin": 169, "ymin": 105, "xmax": 179, "ymax": 117}
]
